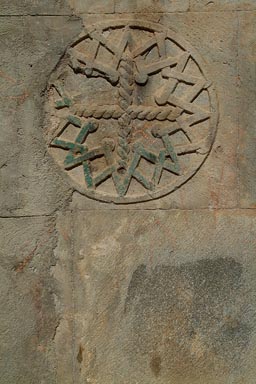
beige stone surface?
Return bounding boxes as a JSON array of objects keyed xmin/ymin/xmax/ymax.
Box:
[
  {"xmin": 70, "ymin": 11, "xmax": 238, "ymax": 209},
  {"xmin": 190, "ymin": 0, "xmax": 256, "ymax": 11},
  {"xmin": 0, "ymin": 217, "xmax": 57, "ymax": 384},
  {"xmin": 55, "ymin": 209, "xmax": 256, "ymax": 383},
  {"xmin": 68, "ymin": 0, "xmax": 115, "ymax": 13},
  {"xmin": 46, "ymin": 16, "xmax": 218, "ymax": 204},
  {"xmin": 0, "ymin": 0, "xmax": 73, "ymax": 15},
  {"xmin": 52, "ymin": 213, "xmax": 74, "ymax": 384},
  {"xmin": 115, "ymin": 0, "xmax": 190, "ymax": 12},
  {"xmin": 0, "ymin": 16, "xmax": 82, "ymax": 216},
  {"xmin": 238, "ymin": 11, "xmax": 256, "ymax": 207},
  {"xmin": 0, "ymin": 1, "xmax": 256, "ymax": 384}
]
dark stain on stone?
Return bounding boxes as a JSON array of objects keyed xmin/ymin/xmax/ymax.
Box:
[
  {"xmin": 14, "ymin": 244, "xmax": 38, "ymax": 272},
  {"xmin": 124, "ymin": 258, "xmax": 253, "ymax": 381},
  {"xmin": 150, "ymin": 354, "xmax": 162, "ymax": 377},
  {"xmin": 77, "ymin": 344, "xmax": 84, "ymax": 364}
]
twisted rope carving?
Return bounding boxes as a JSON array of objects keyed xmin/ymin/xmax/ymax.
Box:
[
  {"xmin": 73, "ymin": 105, "xmax": 180, "ymax": 122},
  {"xmin": 74, "ymin": 105, "xmax": 123, "ymax": 119},
  {"xmin": 127, "ymin": 106, "xmax": 180, "ymax": 122},
  {"xmin": 117, "ymin": 52, "xmax": 134, "ymax": 168}
]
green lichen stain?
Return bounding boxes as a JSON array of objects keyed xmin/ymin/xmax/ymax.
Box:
[{"xmin": 55, "ymin": 97, "xmax": 72, "ymax": 109}]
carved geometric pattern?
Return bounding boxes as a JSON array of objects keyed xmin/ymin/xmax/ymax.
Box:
[{"xmin": 45, "ymin": 20, "xmax": 218, "ymax": 203}]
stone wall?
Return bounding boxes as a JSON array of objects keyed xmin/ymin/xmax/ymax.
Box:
[{"xmin": 1, "ymin": 1, "xmax": 256, "ymax": 383}]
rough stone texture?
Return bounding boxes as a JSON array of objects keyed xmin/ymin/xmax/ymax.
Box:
[
  {"xmin": 0, "ymin": 0, "xmax": 73, "ymax": 15},
  {"xmin": 0, "ymin": 16, "xmax": 82, "ymax": 216},
  {"xmin": 69, "ymin": 0, "xmax": 115, "ymax": 13},
  {"xmin": 0, "ymin": 217, "xmax": 57, "ymax": 383},
  {"xmin": 52, "ymin": 214, "xmax": 74, "ymax": 384},
  {"xmin": 69, "ymin": 11, "xmax": 238, "ymax": 210},
  {"xmin": 115, "ymin": 0, "xmax": 190, "ymax": 12},
  {"xmin": 238, "ymin": 12, "xmax": 256, "ymax": 207},
  {"xmin": 1, "ymin": 1, "xmax": 256, "ymax": 384},
  {"xmin": 46, "ymin": 16, "xmax": 218, "ymax": 204},
  {"xmin": 190, "ymin": 0, "xmax": 256, "ymax": 11},
  {"xmin": 56, "ymin": 210, "xmax": 256, "ymax": 384}
]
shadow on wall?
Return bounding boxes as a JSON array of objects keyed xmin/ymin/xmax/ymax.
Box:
[{"xmin": 123, "ymin": 257, "xmax": 253, "ymax": 382}]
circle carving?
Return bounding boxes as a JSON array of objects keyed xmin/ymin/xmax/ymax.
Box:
[{"xmin": 45, "ymin": 20, "xmax": 218, "ymax": 203}]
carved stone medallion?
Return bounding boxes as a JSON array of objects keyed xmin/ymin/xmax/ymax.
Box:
[{"xmin": 45, "ymin": 20, "xmax": 218, "ymax": 203}]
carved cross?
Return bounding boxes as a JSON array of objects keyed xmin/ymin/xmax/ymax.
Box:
[{"xmin": 51, "ymin": 27, "xmax": 212, "ymax": 197}]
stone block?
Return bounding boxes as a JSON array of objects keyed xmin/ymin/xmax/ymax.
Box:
[
  {"xmin": 237, "ymin": 1, "xmax": 256, "ymax": 10},
  {"xmin": 0, "ymin": 0, "xmax": 73, "ymax": 15},
  {"xmin": 238, "ymin": 11, "xmax": 256, "ymax": 207},
  {"xmin": 1, "ymin": 4, "xmax": 256, "ymax": 384},
  {"xmin": 115, "ymin": 0, "xmax": 189, "ymax": 13},
  {"xmin": 69, "ymin": 12, "xmax": 239, "ymax": 210},
  {"xmin": 190, "ymin": 0, "xmax": 256, "ymax": 11},
  {"xmin": 0, "ymin": 217, "xmax": 57, "ymax": 384},
  {"xmin": 55, "ymin": 209, "xmax": 256, "ymax": 383},
  {"xmin": 0, "ymin": 16, "xmax": 82, "ymax": 216},
  {"xmin": 52, "ymin": 213, "xmax": 74, "ymax": 384},
  {"xmin": 69, "ymin": 0, "xmax": 115, "ymax": 13}
]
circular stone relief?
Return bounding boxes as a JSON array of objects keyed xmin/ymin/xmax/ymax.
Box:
[{"xmin": 45, "ymin": 20, "xmax": 218, "ymax": 203}]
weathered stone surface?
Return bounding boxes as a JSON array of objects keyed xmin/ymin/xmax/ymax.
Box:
[
  {"xmin": 0, "ymin": 16, "xmax": 82, "ymax": 216},
  {"xmin": 46, "ymin": 17, "xmax": 218, "ymax": 204},
  {"xmin": 1, "ymin": 1, "xmax": 256, "ymax": 384},
  {"xmin": 56, "ymin": 209, "xmax": 256, "ymax": 383},
  {"xmin": 115, "ymin": 0, "xmax": 189, "ymax": 13},
  {"xmin": 70, "ymin": 11, "xmax": 238, "ymax": 209},
  {"xmin": 69, "ymin": 0, "xmax": 115, "ymax": 13},
  {"xmin": 238, "ymin": 11, "xmax": 256, "ymax": 207},
  {"xmin": 52, "ymin": 213, "xmax": 74, "ymax": 384},
  {"xmin": 0, "ymin": 217, "xmax": 57, "ymax": 384},
  {"xmin": 190, "ymin": 0, "xmax": 256, "ymax": 11},
  {"xmin": 0, "ymin": 0, "xmax": 73, "ymax": 15}
]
